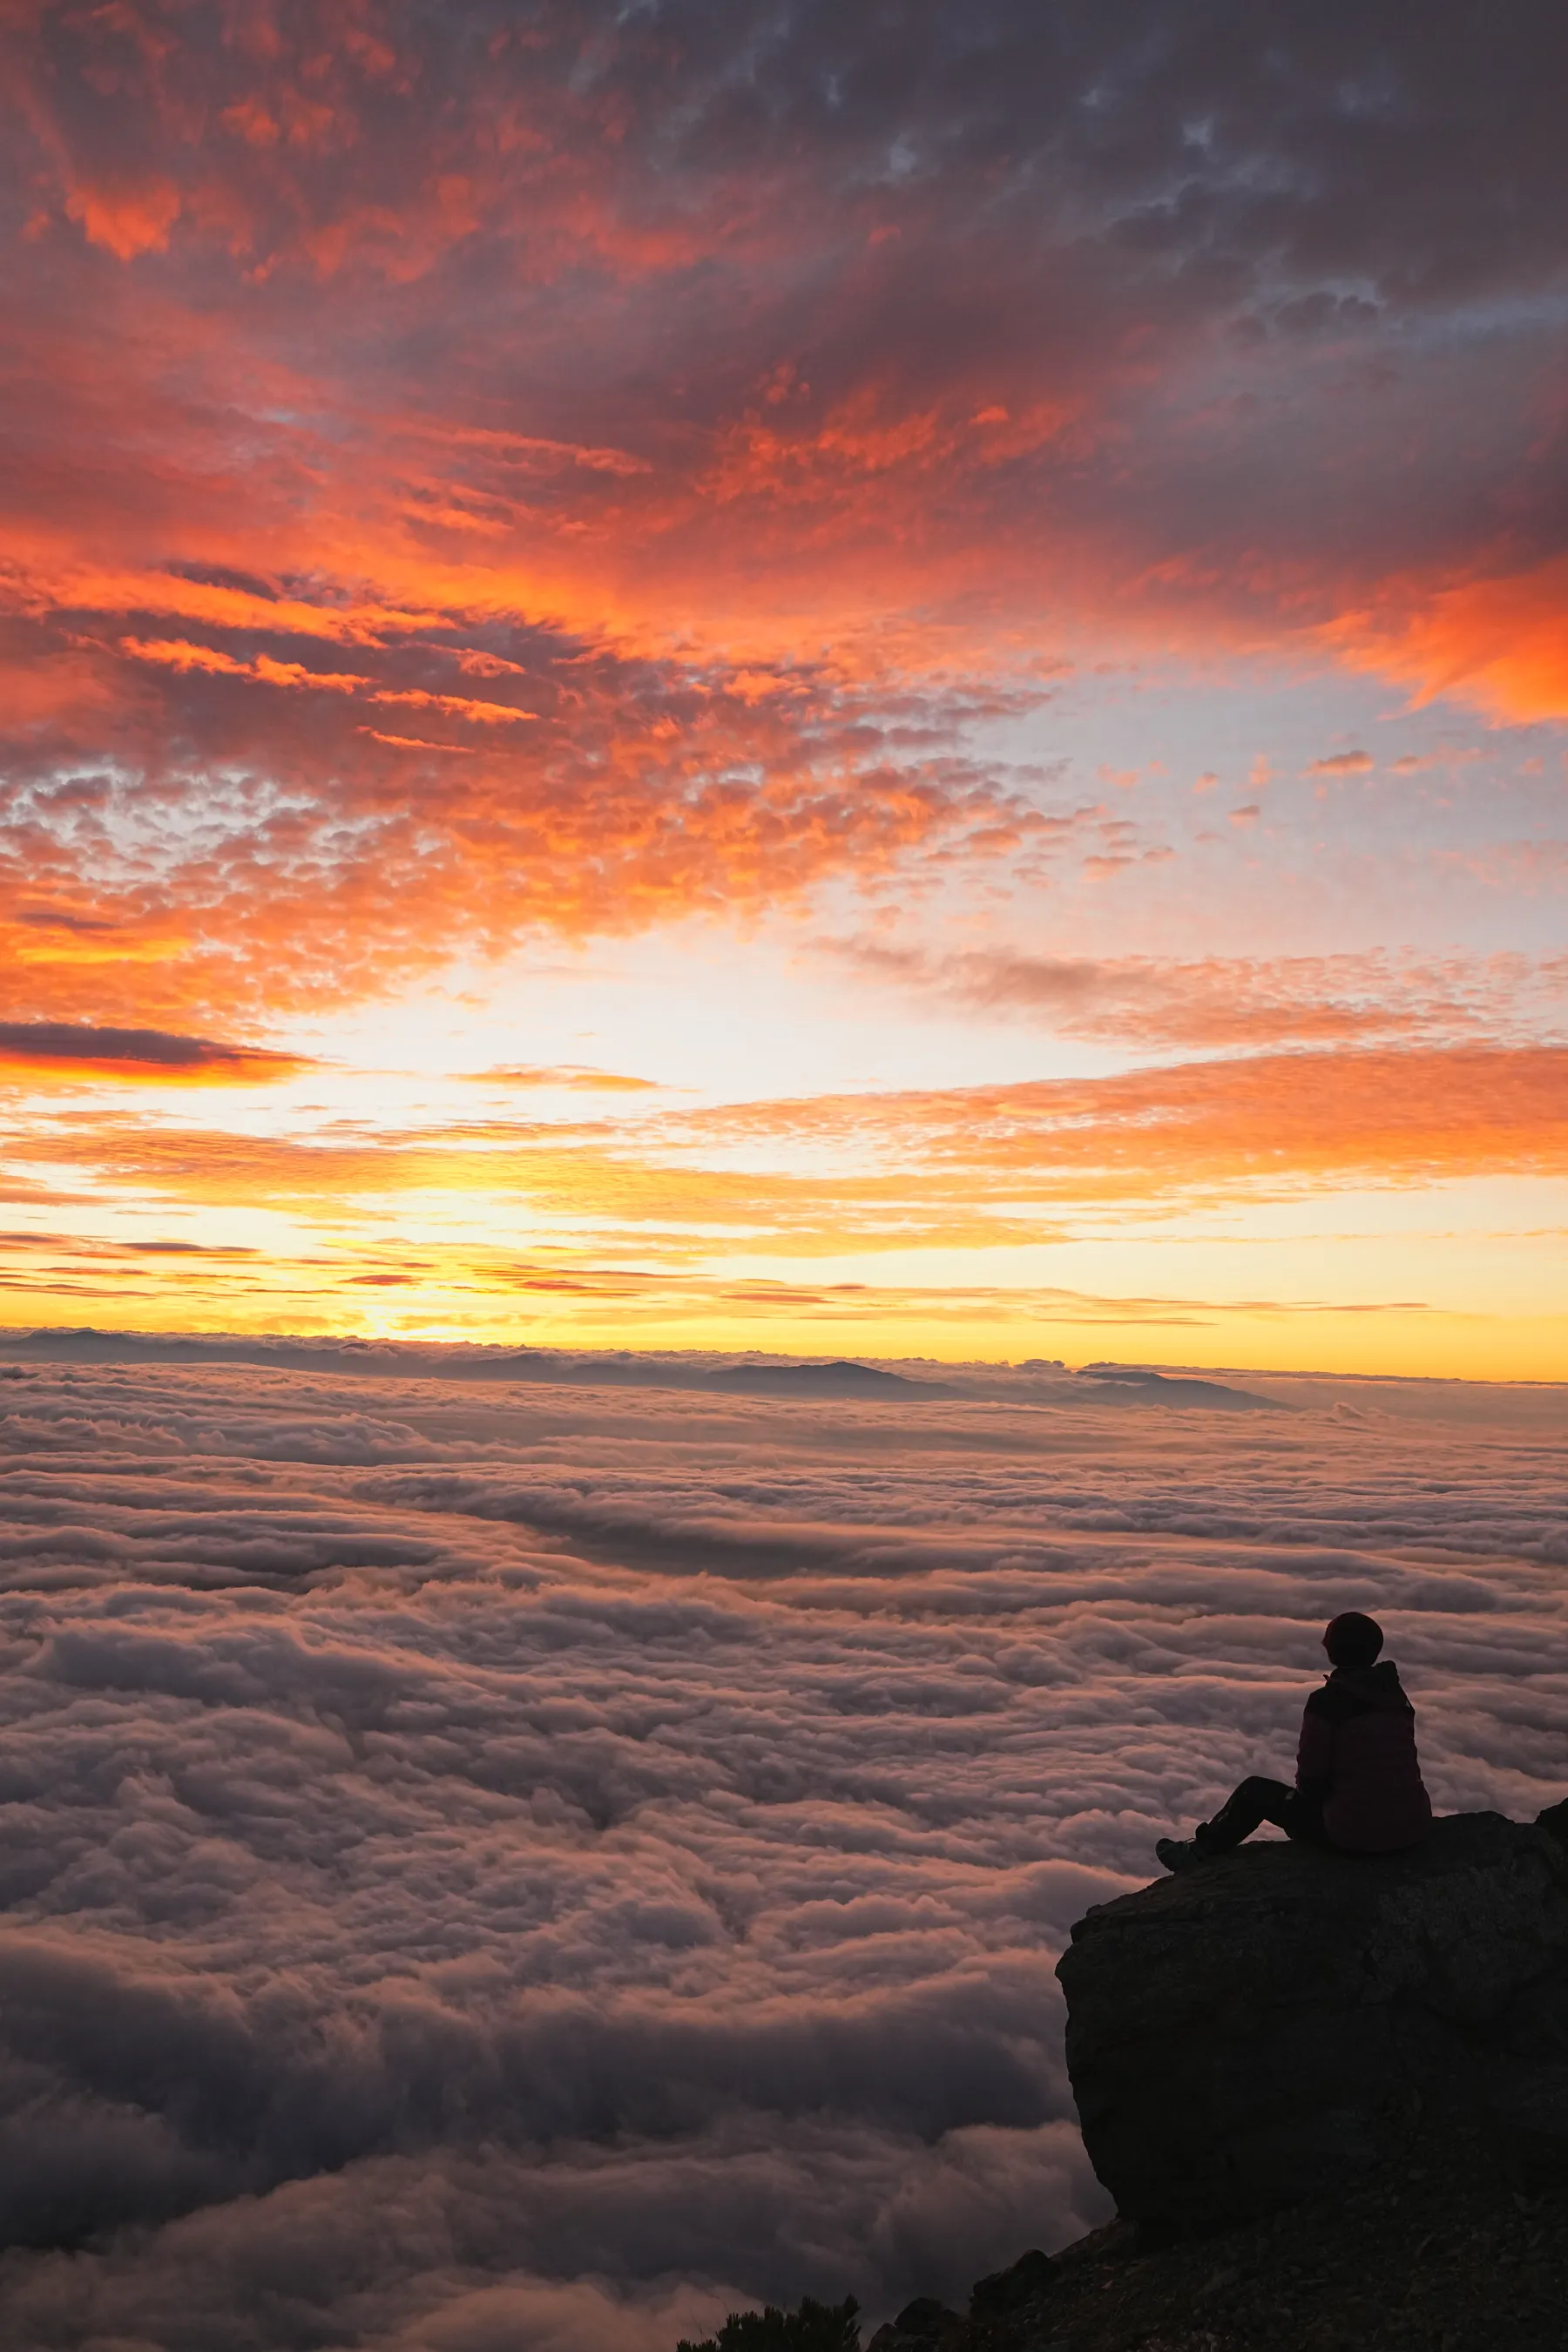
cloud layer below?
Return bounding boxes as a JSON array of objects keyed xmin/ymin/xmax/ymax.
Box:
[{"xmin": 0, "ymin": 1344, "xmax": 1561, "ymax": 2346}]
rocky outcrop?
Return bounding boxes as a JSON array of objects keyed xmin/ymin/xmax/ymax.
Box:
[
  {"xmin": 866, "ymin": 2295, "xmax": 969, "ymax": 2349},
  {"xmin": 865, "ymin": 2259, "xmax": 1057, "ymax": 2352},
  {"xmin": 1056, "ymin": 1805, "xmax": 1568, "ymax": 2234},
  {"xmin": 689, "ymin": 1809, "xmax": 1568, "ymax": 2352}
]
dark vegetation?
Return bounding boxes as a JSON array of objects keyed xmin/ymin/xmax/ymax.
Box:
[{"xmin": 677, "ymin": 2294, "xmax": 861, "ymax": 2352}]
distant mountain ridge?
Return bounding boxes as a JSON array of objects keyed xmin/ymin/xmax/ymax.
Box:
[
  {"xmin": 1072, "ymin": 1363, "xmax": 1284, "ymax": 1411},
  {"xmin": 0, "ymin": 1329, "xmax": 1280, "ymax": 1411}
]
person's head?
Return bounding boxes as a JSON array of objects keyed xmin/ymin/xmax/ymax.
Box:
[{"xmin": 1323, "ymin": 1611, "xmax": 1383, "ymax": 1670}]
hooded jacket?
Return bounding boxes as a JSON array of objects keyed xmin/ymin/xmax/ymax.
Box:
[{"xmin": 1295, "ymin": 1659, "xmax": 1432, "ymax": 1852}]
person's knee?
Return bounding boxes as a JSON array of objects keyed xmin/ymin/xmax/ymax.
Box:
[{"xmin": 1232, "ymin": 1775, "xmax": 1274, "ymax": 1804}]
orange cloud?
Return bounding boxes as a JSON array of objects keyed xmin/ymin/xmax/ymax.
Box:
[
  {"xmin": 666, "ymin": 1044, "xmax": 1568, "ymax": 1207},
  {"xmin": 121, "ymin": 639, "xmax": 374, "ymax": 691},
  {"xmin": 463, "ymin": 1065, "xmax": 664, "ymax": 1092},
  {"xmin": 52, "ymin": 571, "xmax": 443, "ymax": 646},
  {"xmin": 370, "ymin": 689, "xmax": 537, "ymax": 725},
  {"xmin": 0, "ymin": 544, "xmax": 1037, "ymax": 1030},
  {"xmin": 1323, "ymin": 558, "xmax": 1568, "ymax": 726},
  {"xmin": 64, "ymin": 179, "xmax": 181, "ymax": 260},
  {"xmin": 359, "ymin": 729, "xmax": 477, "ymax": 752},
  {"xmin": 10, "ymin": 1043, "xmax": 1565, "ymax": 1245}
]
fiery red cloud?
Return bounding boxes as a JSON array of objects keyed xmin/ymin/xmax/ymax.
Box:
[{"xmin": 1, "ymin": 2, "xmax": 1565, "ymax": 1036}]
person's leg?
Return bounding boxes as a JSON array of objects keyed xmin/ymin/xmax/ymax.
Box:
[
  {"xmin": 1158, "ymin": 1778, "xmax": 1328, "ymax": 1872},
  {"xmin": 1195, "ymin": 1775, "xmax": 1296, "ymax": 1852}
]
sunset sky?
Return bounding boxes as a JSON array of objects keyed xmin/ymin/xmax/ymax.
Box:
[{"xmin": 3, "ymin": 0, "xmax": 1565, "ymax": 1376}]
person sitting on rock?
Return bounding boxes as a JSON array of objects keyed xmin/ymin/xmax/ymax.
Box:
[{"xmin": 1155, "ymin": 1611, "xmax": 1432, "ymax": 1871}]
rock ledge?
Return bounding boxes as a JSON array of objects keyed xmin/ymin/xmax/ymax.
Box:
[{"xmin": 1056, "ymin": 1806, "xmax": 1568, "ymax": 2233}]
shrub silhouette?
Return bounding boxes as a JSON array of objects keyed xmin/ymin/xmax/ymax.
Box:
[{"xmin": 677, "ymin": 2293, "xmax": 860, "ymax": 2352}]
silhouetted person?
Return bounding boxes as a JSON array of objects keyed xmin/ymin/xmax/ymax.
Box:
[{"xmin": 1155, "ymin": 1612, "xmax": 1432, "ymax": 1871}]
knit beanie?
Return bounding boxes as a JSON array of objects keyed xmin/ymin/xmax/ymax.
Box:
[{"xmin": 1324, "ymin": 1611, "xmax": 1383, "ymax": 1669}]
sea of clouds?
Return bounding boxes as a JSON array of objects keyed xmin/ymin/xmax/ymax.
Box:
[{"xmin": 0, "ymin": 1340, "xmax": 1562, "ymax": 2350}]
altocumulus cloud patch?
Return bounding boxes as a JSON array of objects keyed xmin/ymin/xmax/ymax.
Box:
[{"xmin": 0, "ymin": 1353, "xmax": 1561, "ymax": 2348}]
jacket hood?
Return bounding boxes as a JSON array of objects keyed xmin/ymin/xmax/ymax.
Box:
[{"xmin": 1328, "ymin": 1659, "xmax": 1406, "ymax": 1707}]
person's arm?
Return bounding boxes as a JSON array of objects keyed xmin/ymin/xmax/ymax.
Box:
[{"xmin": 1295, "ymin": 1698, "xmax": 1334, "ymax": 1802}]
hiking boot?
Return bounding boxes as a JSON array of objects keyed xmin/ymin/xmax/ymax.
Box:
[{"xmin": 1155, "ymin": 1835, "xmax": 1205, "ymax": 1873}]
